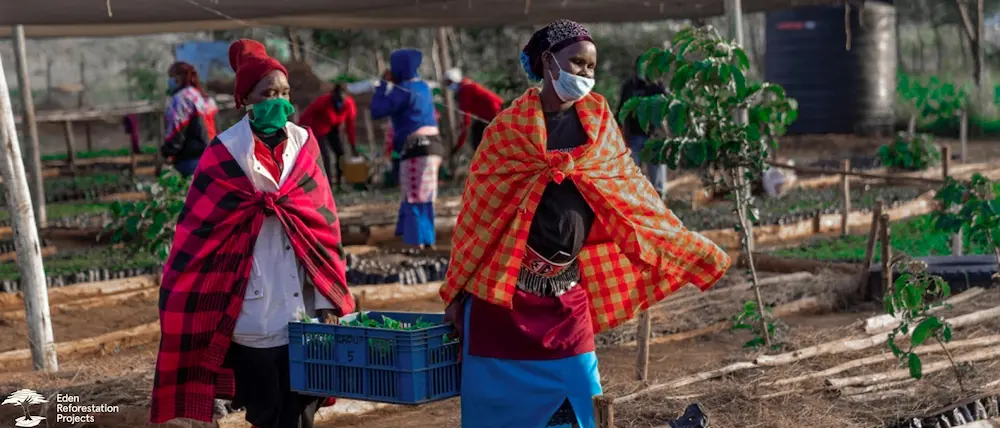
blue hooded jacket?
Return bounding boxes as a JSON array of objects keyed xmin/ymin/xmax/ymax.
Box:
[{"xmin": 370, "ymin": 49, "xmax": 439, "ymax": 154}]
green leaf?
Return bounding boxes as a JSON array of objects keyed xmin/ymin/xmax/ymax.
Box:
[
  {"xmin": 732, "ymin": 66, "xmax": 747, "ymax": 98},
  {"xmin": 888, "ymin": 334, "xmax": 902, "ymax": 357},
  {"xmin": 668, "ymin": 102, "xmax": 688, "ymax": 136},
  {"xmin": 734, "ymin": 49, "xmax": 750, "ymax": 70},
  {"xmin": 908, "ymin": 353, "xmax": 923, "ymax": 379},
  {"xmin": 638, "ymin": 99, "xmax": 654, "ymax": 132},
  {"xmin": 684, "ymin": 141, "xmax": 708, "ymax": 167},
  {"xmin": 637, "ymin": 48, "xmax": 659, "ymax": 79},
  {"xmin": 125, "ymin": 215, "xmax": 141, "ymax": 236},
  {"xmin": 670, "ymin": 64, "xmax": 692, "ymax": 92},
  {"xmin": 943, "ymin": 325, "xmax": 953, "ymax": 342},
  {"xmin": 903, "ymin": 285, "xmax": 923, "ymax": 310},
  {"xmin": 911, "ymin": 317, "xmax": 941, "ymax": 347},
  {"xmin": 618, "ymin": 97, "xmax": 641, "ymax": 124},
  {"xmin": 743, "ymin": 336, "xmax": 766, "ymax": 349}
]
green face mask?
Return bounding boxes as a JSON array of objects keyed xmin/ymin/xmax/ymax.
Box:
[{"xmin": 249, "ymin": 98, "xmax": 295, "ymax": 134}]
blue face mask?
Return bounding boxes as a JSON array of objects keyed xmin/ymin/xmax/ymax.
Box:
[
  {"xmin": 166, "ymin": 78, "xmax": 179, "ymax": 93},
  {"xmin": 448, "ymin": 82, "xmax": 459, "ymax": 92},
  {"xmin": 546, "ymin": 54, "xmax": 595, "ymax": 103}
]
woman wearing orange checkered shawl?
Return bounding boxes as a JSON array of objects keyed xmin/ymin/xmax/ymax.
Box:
[{"xmin": 440, "ymin": 20, "xmax": 731, "ymax": 428}]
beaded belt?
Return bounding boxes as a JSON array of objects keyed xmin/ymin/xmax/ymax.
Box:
[{"xmin": 516, "ymin": 246, "xmax": 580, "ymax": 297}]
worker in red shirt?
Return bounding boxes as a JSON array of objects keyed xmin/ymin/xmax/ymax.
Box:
[
  {"xmin": 299, "ymin": 83, "xmax": 358, "ymax": 187},
  {"xmin": 442, "ymin": 68, "xmax": 503, "ymax": 155}
]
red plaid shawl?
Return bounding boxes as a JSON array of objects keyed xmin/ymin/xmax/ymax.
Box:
[
  {"xmin": 441, "ymin": 88, "xmax": 732, "ymax": 333},
  {"xmin": 150, "ymin": 129, "xmax": 355, "ymax": 424}
]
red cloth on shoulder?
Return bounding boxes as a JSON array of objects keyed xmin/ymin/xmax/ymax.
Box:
[{"xmin": 149, "ymin": 130, "xmax": 354, "ymax": 424}]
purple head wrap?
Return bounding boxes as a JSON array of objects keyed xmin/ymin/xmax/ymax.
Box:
[{"xmin": 520, "ymin": 19, "xmax": 593, "ymax": 82}]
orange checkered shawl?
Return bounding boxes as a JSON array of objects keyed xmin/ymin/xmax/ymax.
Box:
[{"xmin": 440, "ymin": 87, "xmax": 732, "ymax": 333}]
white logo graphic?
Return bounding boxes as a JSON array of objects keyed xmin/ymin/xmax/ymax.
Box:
[{"xmin": 3, "ymin": 389, "xmax": 47, "ymax": 427}]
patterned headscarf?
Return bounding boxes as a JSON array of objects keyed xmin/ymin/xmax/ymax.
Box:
[{"xmin": 520, "ymin": 19, "xmax": 593, "ymax": 82}]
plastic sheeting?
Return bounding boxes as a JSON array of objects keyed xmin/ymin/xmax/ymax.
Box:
[{"xmin": 0, "ymin": 0, "xmax": 845, "ymax": 38}]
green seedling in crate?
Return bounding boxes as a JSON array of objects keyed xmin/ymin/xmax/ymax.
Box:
[{"xmin": 300, "ymin": 312, "xmax": 455, "ymax": 354}]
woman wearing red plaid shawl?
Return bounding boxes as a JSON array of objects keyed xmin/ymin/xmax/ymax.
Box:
[
  {"xmin": 149, "ymin": 39, "xmax": 355, "ymax": 428},
  {"xmin": 441, "ymin": 20, "xmax": 731, "ymax": 428}
]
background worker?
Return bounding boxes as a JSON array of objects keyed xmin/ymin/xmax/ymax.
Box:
[
  {"xmin": 299, "ymin": 83, "xmax": 359, "ymax": 188},
  {"xmin": 442, "ymin": 68, "xmax": 504, "ymax": 155}
]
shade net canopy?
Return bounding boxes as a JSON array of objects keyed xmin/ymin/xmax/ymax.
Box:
[{"xmin": 0, "ymin": 0, "xmax": 846, "ymax": 38}]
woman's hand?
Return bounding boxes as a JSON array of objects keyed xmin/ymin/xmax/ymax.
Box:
[
  {"xmin": 316, "ymin": 309, "xmax": 338, "ymax": 324},
  {"xmin": 443, "ymin": 293, "xmax": 467, "ymax": 361}
]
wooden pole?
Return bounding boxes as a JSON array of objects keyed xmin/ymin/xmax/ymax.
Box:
[
  {"xmin": 592, "ymin": 395, "xmax": 614, "ymax": 428},
  {"xmin": 436, "ymin": 27, "xmax": 459, "ymax": 173},
  {"xmin": 859, "ymin": 200, "xmax": 884, "ymax": 299},
  {"xmin": 155, "ymin": 113, "xmax": 166, "ymax": 176},
  {"xmin": 942, "ymin": 146, "xmax": 950, "ymax": 179},
  {"xmin": 942, "ymin": 145, "xmax": 963, "ymax": 256},
  {"xmin": 44, "ymin": 57, "xmax": 52, "ymax": 104},
  {"xmin": 363, "ymin": 110, "xmax": 377, "ymax": 159},
  {"xmin": 840, "ymin": 159, "xmax": 851, "ymax": 236},
  {"xmin": 635, "ymin": 311, "xmax": 651, "ymax": 382},
  {"xmin": 12, "ymin": 25, "xmax": 47, "ymax": 229},
  {"xmin": 0, "ymin": 51, "xmax": 58, "ymax": 372},
  {"xmin": 78, "ymin": 58, "xmax": 85, "ymax": 107},
  {"xmin": 62, "ymin": 120, "xmax": 77, "ymax": 171},
  {"xmin": 960, "ymin": 111, "xmax": 968, "ymax": 163},
  {"xmin": 879, "ymin": 213, "xmax": 892, "ymax": 303}
]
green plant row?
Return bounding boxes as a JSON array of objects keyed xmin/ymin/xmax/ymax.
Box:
[
  {"xmin": 0, "ymin": 174, "xmax": 139, "ymax": 205},
  {"xmin": 0, "ymin": 248, "xmax": 159, "ymax": 281},
  {"xmin": 0, "ymin": 202, "xmax": 112, "ymax": 224},
  {"xmin": 40, "ymin": 146, "xmax": 158, "ymax": 162},
  {"xmin": 772, "ymin": 213, "xmax": 992, "ymax": 262},
  {"xmin": 670, "ymin": 185, "xmax": 926, "ymax": 232}
]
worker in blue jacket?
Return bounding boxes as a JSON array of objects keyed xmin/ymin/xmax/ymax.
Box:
[{"xmin": 370, "ymin": 48, "xmax": 444, "ymax": 248}]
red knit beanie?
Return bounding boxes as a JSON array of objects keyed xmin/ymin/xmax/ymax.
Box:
[{"xmin": 228, "ymin": 39, "xmax": 288, "ymax": 109}]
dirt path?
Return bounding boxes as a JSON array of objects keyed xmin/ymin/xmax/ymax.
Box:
[{"xmin": 0, "ymin": 292, "xmax": 159, "ymax": 352}]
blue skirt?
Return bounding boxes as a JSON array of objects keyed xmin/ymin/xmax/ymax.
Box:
[
  {"xmin": 460, "ymin": 299, "xmax": 603, "ymax": 428},
  {"xmin": 395, "ymin": 201, "xmax": 436, "ymax": 246}
]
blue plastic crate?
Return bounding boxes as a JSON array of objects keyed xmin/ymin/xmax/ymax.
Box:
[{"xmin": 288, "ymin": 311, "xmax": 461, "ymax": 405}]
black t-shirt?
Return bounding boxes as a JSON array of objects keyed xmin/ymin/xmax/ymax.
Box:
[{"xmin": 525, "ymin": 109, "xmax": 596, "ymax": 264}]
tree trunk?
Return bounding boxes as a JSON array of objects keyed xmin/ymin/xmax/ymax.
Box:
[
  {"xmin": 934, "ymin": 25, "xmax": 945, "ymax": 73},
  {"xmin": 953, "ymin": 0, "xmax": 986, "ymax": 88}
]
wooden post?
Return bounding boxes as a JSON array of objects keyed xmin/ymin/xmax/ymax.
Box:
[
  {"xmin": 436, "ymin": 27, "xmax": 459, "ymax": 172},
  {"xmin": 78, "ymin": 58, "xmax": 86, "ymax": 107},
  {"xmin": 0, "ymin": 51, "xmax": 58, "ymax": 372},
  {"xmin": 592, "ymin": 395, "xmax": 614, "ymax": 428},
  {"xmin": 942, "ymin": 145, "xmax": 962, "ymax": 256},
  {"xmin": 363, "ymin": 110, "xmax": 377, "ymax": 158},
  {"xmin": 285, "ymin": 27, "xmax": 302, "ymax": 63},
  {"xmin": 959, "ymin": 111, "xmax": 968, "ymax": 163},
  {"xmin": 635, "ymin": 311, "xmax": 651, "ymax": 382},
  {"xmin": 153, "ymin": 113, "xmax": 166, "ymax": 176},
  {"xmin": 840, "ymin": 159, "xmax": 851, "ymax": 236},
  {"xmin": 85, "ymin": 123, "xmax": 93, "ymax": 152},
  {"xmin": 12, "ymin": 25, "xmax": 46, "ymax": 229},
  {"xmin": 879, "ymin": 213, "xmax": 892, "ymax": 302},
  {"xmin": 858, "ymin": 200, "xmax": 884, "ymax": 298},
  {"xmin": 942, "ymin": 146, "xmax": 950, "ymax": 179},
  {"xmin": 44, "ymin": 57, "xmax": 52, "ymax": 104},
  {"xmin": 62, "ymin": 121, "xmax": 77, "ymax": 171}
]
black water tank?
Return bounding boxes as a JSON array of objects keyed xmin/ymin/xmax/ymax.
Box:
[{"xmin": 765, "ymin": 2, "xmax": 897, "ymax": 135}]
